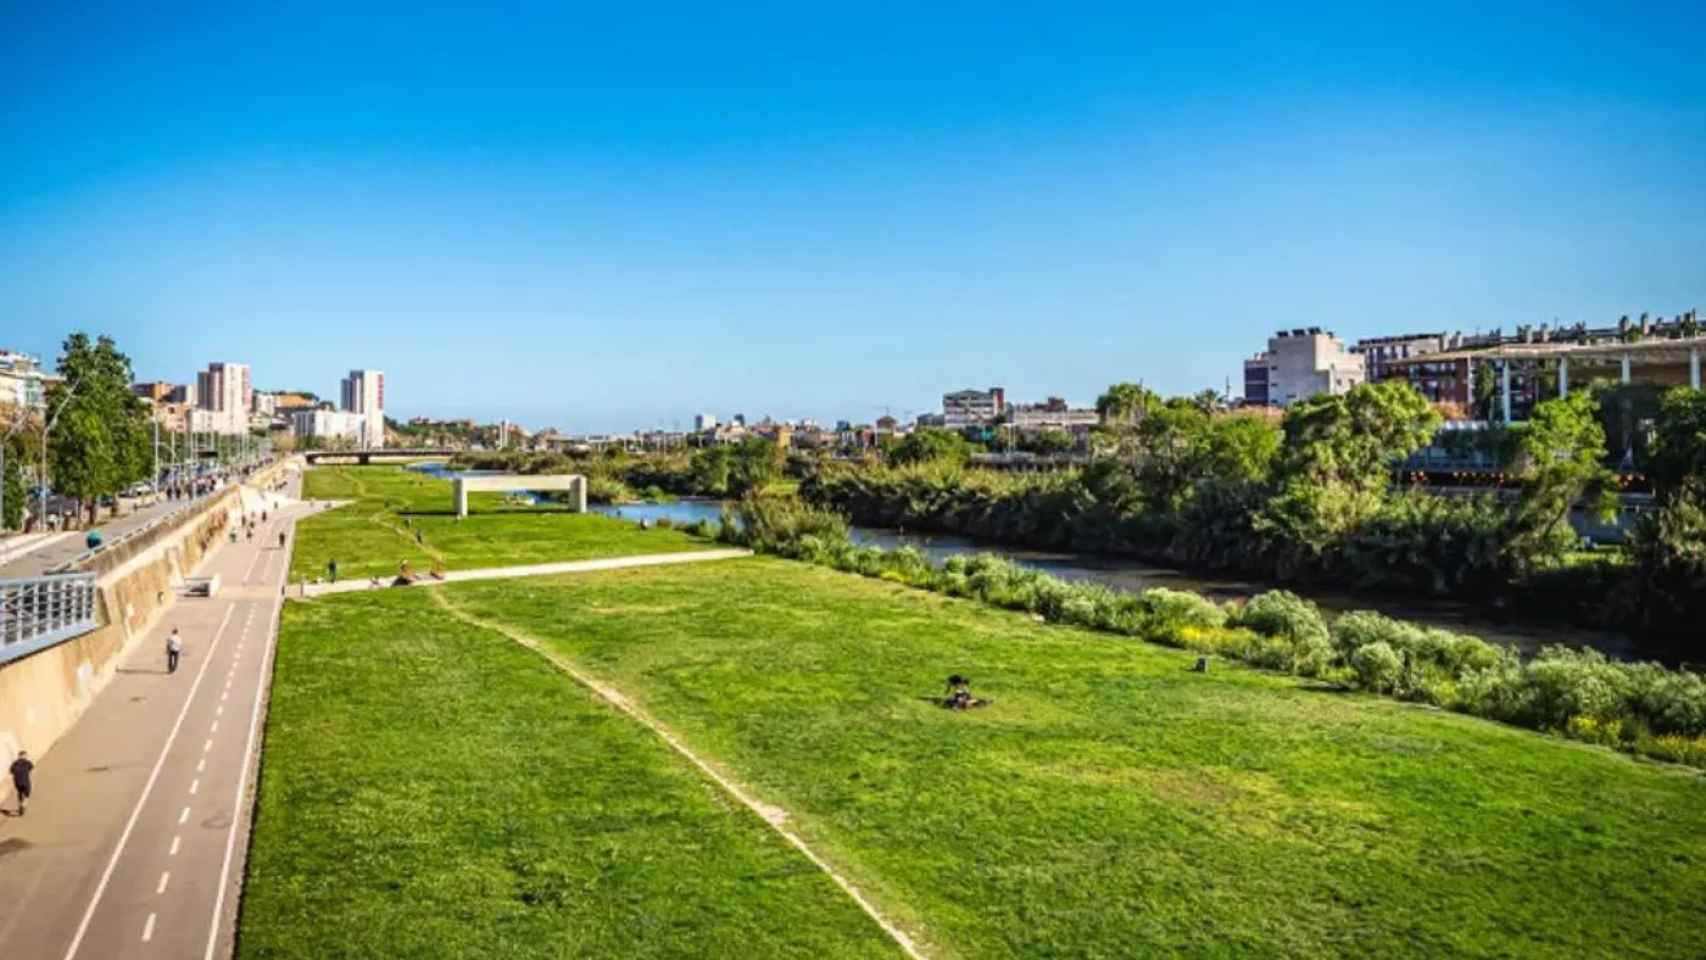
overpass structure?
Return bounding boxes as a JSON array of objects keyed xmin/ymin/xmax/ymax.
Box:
[
  {"xmin": 453, "ymin": 473, "xmax": 587, "ymax": 517},
  {"xmin": 302, "ymin": 447, "xmax": 456, "ymax": 465}
]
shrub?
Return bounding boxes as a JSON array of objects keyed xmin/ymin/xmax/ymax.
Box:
[
  {"xmin": 1140, "ymin": 588, "xmax": 1227, "ymax": 641},
  {"xmin": 1236, "ymin": 591, "xmax": 1330, "ymax": 648},
  {"xmin": 1350, "ymin": 641, "xmax": 1403, "ymax": 693}
]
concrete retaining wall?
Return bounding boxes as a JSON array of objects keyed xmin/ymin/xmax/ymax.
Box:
[{"xmin": 0, "ymin": 459, "xmax": 289, "ymax": 769}]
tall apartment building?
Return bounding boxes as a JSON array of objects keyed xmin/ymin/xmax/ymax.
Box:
[
  {"xmin": 340, "ymin": 369, "xmax": 386, "ymax": 449},
  {"xmin": 942, "ymin": 387, "xmax": 1006, "ymax": 427},
  {"xmin": 194, "ymin": 362, "xmax": 251, "ymax": 434},
  {"xmin": 694, "ymin": 413, "xmax": 718, "ymax": 431},
  {"xmin": 1245, "ymin": 329, "xmax": 1365, "ymax": 407}
]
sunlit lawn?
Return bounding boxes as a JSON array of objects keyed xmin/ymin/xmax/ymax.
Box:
[
  {"xmin": 238, "ymin": 590, "xmax": 900, "ymax": 959},
  {"xmin": 289, "ymin": 465, "xmax": 706, "ymax": 581},
  {"xmin": 438, "ymin": 557, "xmax": 1706, "ymax": 959}
]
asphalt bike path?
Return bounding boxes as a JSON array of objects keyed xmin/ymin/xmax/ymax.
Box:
[{"xmin": 0, "ymin": 474, "xmax": 306, "ymax": 960}]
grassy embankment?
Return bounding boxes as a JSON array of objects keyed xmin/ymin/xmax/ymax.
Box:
[
  {"xmin": 288, "ymin": 464, "xmax": 705, "ymax": 581},
  {"xmin": 251, "ymin": 555, "xmax": 1706, "ymax": 958},
  {"xmin": 238, "ymin": 590, "xmax": 899, "ymax": 959}
]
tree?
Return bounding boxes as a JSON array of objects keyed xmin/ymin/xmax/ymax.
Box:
[
  {"xmin": 690, "ymin": 445, "xmax": 734, "ymax": 496},
  {"xmin": 48, "ymin": 334, "xmax": 151, "ymax": 523},
  {"xmin": 1647, "ymin": 387, "xmax": 1706, "ymax": 497},
  {"xmin": 888, "ymin": 428, "xmax": 971, "ymax": 467},
  {"xmin": 1507, "ymin": 392, "xmax": 1616, "ymax": 562},
  {"xmin": 1277, "ymin": 382, "xmax": 1440, "ymax": 495},
  {"xmin": 1094, "ymin": 383, "xmax": 1156, "ymax": 425},
  {"xmin": 2, "ymin": 434, "xmax": 25, "ymax": 530},
  {"xmin": 728, "ymin": 436, "xmax": 782, "ymax": 495},
  {"xmin": 1021, "ymin": 429, "xmax": 1076, "ymax": 456}
]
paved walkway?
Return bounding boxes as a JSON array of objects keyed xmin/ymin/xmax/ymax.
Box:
[
  {"xmin": 0, "ymin": 473, "xmax": 308, "ymax": 960},
  {"xmin": 299, "ymin": 547, "xmax": 753, "ymax": 597}
]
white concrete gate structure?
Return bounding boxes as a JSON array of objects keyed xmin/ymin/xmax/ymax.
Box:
[{"xmin": 453, "ymin": 474, "xmax": 587, "ymax": 517}]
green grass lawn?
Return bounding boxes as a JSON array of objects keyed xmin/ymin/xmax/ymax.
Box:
[
  {"xmin": 289, "ymin": 465, "xmax": 706, "ymax": 581},
  {"xmin": 238, "ymin": 590, "xmax": 900, "ymax": 960},
  {"xmin": 435, "ymin": 558, "xmax": 1706, "ymax": 959}
]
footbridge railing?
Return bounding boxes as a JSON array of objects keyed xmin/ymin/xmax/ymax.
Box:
[{"xmin": 0, "ymin": 572, "xmax": 101, "ymax": 666}]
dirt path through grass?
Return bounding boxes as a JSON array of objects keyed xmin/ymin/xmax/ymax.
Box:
[{"xmin": 427, "ymin": 588, "xmax": 933, "ymax": 960}]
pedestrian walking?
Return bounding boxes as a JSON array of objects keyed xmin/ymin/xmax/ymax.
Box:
[
  {"xmin": 328, "ymin": 559, "xmax": 339, "ymax": 583},
  {"xmin": 8, "ymin": 751, "xmax": 32, "ymax": 817},
  {"xmin": 167, "ymin": 628, "xmax": 183, "ymax": 673},
  {"xmin": 278, "ymin": 531, "xmax": 287, "ymax": 549}
]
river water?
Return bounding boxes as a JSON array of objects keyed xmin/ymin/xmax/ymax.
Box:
[{"xmin": 407, "ymin": 464, "xmax": 1638, "ymax": 660}]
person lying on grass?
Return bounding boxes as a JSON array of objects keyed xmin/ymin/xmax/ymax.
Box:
[{"xmin": 943, "ymin": 674, "xmax": 987, "ymax": 710}]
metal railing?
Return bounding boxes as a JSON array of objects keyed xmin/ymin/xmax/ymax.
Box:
[{"xmin": 0, "ymin": 572, "xmax": 100, "ymax": 666}]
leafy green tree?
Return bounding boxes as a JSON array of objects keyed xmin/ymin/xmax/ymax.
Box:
[
  {"xmin": 1629, "ymin": 477, "xmax": 1706, "ymax": 633},
  {"xmin": 1647, "ymin": 387, "xmax": 1706, "ymax": 497},
  {"xmin": 728, "ymin": 436, "xmax": 782, "ymax": 495},
  {"xmin": 2, "ymin": 434, "xmax": 25, "ymax": 530},
  {"xmin": 1021, "ymin": 429, "xmax": 1076, "ymax": 456},
  {"xmin": 1507, "ymin": 392, "xmax": 1616, "ymax": 562},
  {"xmin": 1277, "ymin": 382, "xmax": 1440, "ymax": 495},
  {"xmin": 48, "ymin": 334, "xmax": 151, "ymax": 523},
  {"xmin": 690, "ymin": 445, "xmax": 734, "ymax": 496},
  {"xmin": 888, "ymin": 428, "xmax": 971, "ymax": 467},
  {"xmin": 1094, "ymin": 382, "xmax": 1155, "ymax": 425}
]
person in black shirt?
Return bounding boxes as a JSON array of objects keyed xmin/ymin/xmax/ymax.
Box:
[{"xmin": 10, "ymin": 750, "xmax": 33, "ymax": 816}]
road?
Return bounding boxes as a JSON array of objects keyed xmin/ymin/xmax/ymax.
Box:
[
  {"xmin": 0, "ymin": 469, "xmax": 273, "ymax": 579},
  {"xmin": 0, "ymin": 471, "xmax": 307, "ymax": 960}
]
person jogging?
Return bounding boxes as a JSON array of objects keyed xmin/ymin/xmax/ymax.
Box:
[
  {"xmin": 166, "ymin": 628, "xmax": 183, "ymax": 674},
  {"xmin": 9, "ymin": 750, "xmax": 33, "ymax": 817}
]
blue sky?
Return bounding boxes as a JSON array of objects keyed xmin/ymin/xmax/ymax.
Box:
[{"xmin": 3, "ymin": 1, "xmax": 1703, "ymax": 431}]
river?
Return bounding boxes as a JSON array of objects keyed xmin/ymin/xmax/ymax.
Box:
[{"xmin": 407, "ymin": 464, "xmax": 1640, "ymax": 660}]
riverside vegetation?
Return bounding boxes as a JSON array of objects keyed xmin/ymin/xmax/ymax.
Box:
[
  {"xmin": 804, "ymin": 382, "xmax": 1706, "ymax": 636},
  {"xmin": 719, "ymin": 496, "xmax": 1706, "ymax": 769}
]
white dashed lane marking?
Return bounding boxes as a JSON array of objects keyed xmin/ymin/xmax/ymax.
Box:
[
  {"xmin": 141, "ymin": 913, "xmax": 155, "ymax": 943},
  {"xmin": 157, "ymin": 872, "xmax": 170, "ymax": 894},
  {"xmin": 178, "ymin": 807, "xmax": 190, "ymax": 825},
  {"xmin": 189, "ymin": 779, "xmax": 199, "ymax": 795},
  {"xmin": 170, "ymin": 836, "xmax": 180, "ymax": 856}
]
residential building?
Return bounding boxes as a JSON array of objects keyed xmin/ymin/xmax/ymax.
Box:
[
  {"xmin": 1242, "ymin": 354, "xmax": 1271, "ymax": 406},
  {"xmin": 340, "ymin": 369, "xmax": 386, "ymax": 449},
  {"xmin": 132, "ymin": 381, "xmax": 176, "ymax": 403},
  {"xmin": 694, "ymin": 413, "xmax": 718, "ymax": 431},
  {"xmin": 251, "ymin": 391, "xmax": 279, "ymax": 417},
  {"xmin": 170, "ymin": 382, "xmax": 197, "ymax": 405},
  {"xmin": 1256, "ymin": 329, "xmax": 1365, "ymax": 407},
  {"xmin": 291, "ymin": 407, "xmax": 368, "ymax": 444},
  {"xmin": 195, "ymin": 362, "xmax": 252, "ymax": 434},
  {"xmin": 1352, "ymin": 332, "xmax": 1450, "ymax": 383},
  {"xmin": 1009, "ymin": 397, "xmax": 1099, "ymax": 430},
  {"xmin": 0, "ymin": 350, "xmax": 50, "ymax": 411},
  {"xmin": 943, "ymin": 387, "xmax": 1005, "ymax": 427}
]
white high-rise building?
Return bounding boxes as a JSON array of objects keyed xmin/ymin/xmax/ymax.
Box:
[
  {"xmin": 194, "ymin": 362, "xmax": 251, "ymax": 434},
  {"xmin": 694, "ymin": 413, "xmax": 718, "ymax": 431},
  {"xmin": 340, "ymin": 369, "xmax": 386, "ymax": 449}
]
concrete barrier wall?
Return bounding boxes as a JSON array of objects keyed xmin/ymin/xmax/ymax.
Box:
[{"xmin": 0, "ymin": 459, "xmax": 290, "ymax": 769}]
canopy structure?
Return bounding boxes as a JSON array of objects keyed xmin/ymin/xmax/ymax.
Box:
[{"xmin": 1384, "ymin": 335, "xmax": 1705, "ymax": 421}]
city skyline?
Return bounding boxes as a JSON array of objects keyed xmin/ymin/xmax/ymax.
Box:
[{"xmin": 6, "ymin": 3, "xmax": 1705, "ymax": 431}]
